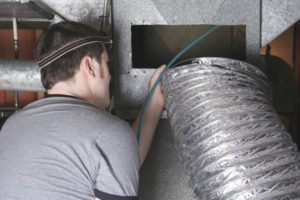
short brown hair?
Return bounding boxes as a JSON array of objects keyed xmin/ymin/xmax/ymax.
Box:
[{"xmin": 35, "ymin": 22, "xmax": 105, "ymax": 89}]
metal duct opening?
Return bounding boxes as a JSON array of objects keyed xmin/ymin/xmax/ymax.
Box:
[
  {"xmin": 161, "ymin": 57, "xmax": 300, "ymax": 200},
  {"xmin": 131, "ymin": 25, "xmax": 245, "ymax": 69}
]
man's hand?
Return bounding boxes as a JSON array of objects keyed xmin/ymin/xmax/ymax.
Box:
[{"xmin": 148, "ymin": 64, "xmax": 166, "ymax": 109}]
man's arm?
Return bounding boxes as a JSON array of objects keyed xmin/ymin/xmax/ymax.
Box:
[{"xmin": 132, "ymin": 65, "xmax": 165, "ymax": 166}]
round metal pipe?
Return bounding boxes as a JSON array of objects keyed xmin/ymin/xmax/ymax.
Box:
[
  {"xmin": 12, "ymin": 17, "xmax": 19, "ymax": 59},
  {"xmin": 162, "ymin": 57, "xmax": 300, "ymax": 200},
  {"xmin": 0, "ymin": 60, "xmax": 44, "ymax": 91}
]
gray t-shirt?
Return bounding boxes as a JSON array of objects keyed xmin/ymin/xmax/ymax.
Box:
[{"xmin": 0, "ymin": 96, "xmax": 139, "ymax": 200}]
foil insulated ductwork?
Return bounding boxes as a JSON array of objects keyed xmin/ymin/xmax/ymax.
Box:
[{"xmin": 161, "ymin": 57, "xmax": 300, "ymax": 200}]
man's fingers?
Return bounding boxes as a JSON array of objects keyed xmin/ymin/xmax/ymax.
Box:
[
  {"xmin": 156, "ymin": 64, "xmax": 166, "ymax": 76},
  {"xmin": 151, "ymin": 64, "xmax": 166, "ymax": 82}
]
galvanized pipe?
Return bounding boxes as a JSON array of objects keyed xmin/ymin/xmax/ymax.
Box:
[
  {"xmin": 161, "ymin": 57, "xmax": 300, "ymax": 200},
  {"xmin": 0, "ymin": 60, "xmax": 44, "ymax": 91},
  {"xmin": 12, "ymin": 17, "xmax": 19, "ymax": 59}
]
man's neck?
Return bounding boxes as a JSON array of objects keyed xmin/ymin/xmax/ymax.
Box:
[
  {"xmin": 47, "ymin": 81, "xmax": 99, "ymax": 108},
  {"xmin": 47, "ymin": 81, "xmax": 81, "ymax": 97}
]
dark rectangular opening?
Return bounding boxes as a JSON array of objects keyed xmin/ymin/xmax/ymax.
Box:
[{"xmin": 132, "ymin": 25, "xmax": 246, "ymax": 68}]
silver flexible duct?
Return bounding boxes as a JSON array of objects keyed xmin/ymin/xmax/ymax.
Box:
[{"xmin": 161, "ymin": 57, "xmax": 300, "ymax": 200}]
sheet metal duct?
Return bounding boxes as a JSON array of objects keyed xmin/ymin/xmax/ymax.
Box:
[
  {"xmin": 0, "ymin": 60, "xmax": 43, "ymax": 91},
  {"xmin": 113, "ymin": 0, "xmax": 300, "ymax": 111},
  {"xmin": 262, "ymin": 0, "xmax": 300, "ymax": 47},
  {"xmin": 0, "ymin": 0, "xmax": 107, "ymax": 29},
  {"xmin": 161, "ymin": 58, "xmax": 300, "ymax": 199}
]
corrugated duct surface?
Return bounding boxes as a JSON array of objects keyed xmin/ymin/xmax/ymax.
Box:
[{"xmin": 161, "ymin": 57, "xmax": 300, "ymax": 200}]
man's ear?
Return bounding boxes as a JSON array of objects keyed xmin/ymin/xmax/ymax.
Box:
[{"xmin": 80, "ymin": 55, "xmax": 96, "ymax": 77}]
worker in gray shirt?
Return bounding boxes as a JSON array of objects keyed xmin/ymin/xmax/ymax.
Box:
[{"xmin": 0, "ymin": 21, "xmax": 165, "ymax": 200}]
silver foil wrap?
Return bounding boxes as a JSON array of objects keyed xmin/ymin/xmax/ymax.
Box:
[{"xmin": 161, "ymin": 57, "xmax": 300, "ymax": 200}]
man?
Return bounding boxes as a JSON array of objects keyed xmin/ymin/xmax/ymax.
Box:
[{"xmin": 0, "ymin": 22, "xmax": 165, "ymax": 200}]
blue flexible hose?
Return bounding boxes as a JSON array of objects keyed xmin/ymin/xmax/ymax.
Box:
[{"xmin": 136, "ymin": 25, "xmax": 219, "ymax": 144}]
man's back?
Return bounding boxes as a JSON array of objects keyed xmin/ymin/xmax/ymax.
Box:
[{"xmin": 0, "ymin": 96, "xmax": 139, "ymax": 200}]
